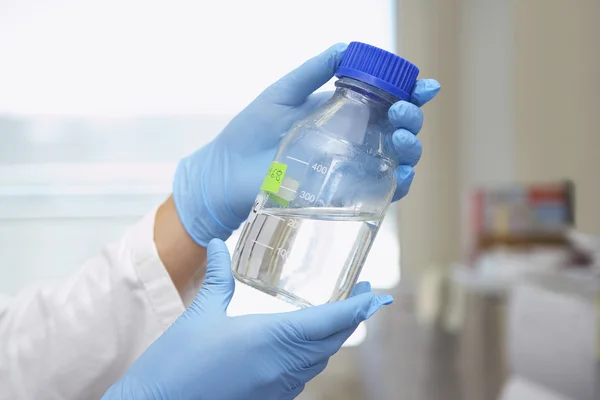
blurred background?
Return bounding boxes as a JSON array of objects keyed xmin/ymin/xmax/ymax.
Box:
[{"xmin": 1, "ymin": 0, "xmax": 599, "ymax": 399}]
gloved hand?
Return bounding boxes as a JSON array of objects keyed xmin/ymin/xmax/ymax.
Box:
[
  {"xmin": 174, "ymin": 43, "xmax": 440, "ymax": 246},
  {"xmin": 102, "ymin": 239, "xmax": 391, "ymax": 400}
]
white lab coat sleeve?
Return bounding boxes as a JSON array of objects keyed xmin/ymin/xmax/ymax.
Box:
[{"xmin": 0, "ymin": 207, "xmax": 196, "ymax": 400}]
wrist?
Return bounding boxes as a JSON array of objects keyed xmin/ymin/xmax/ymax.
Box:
[{"xmin": 154, "ymin": 196, "xmax": 207, "ymax": 295}]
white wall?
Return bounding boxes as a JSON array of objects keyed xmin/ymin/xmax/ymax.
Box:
[
  {"xmin": 398, "ymin": 0, "xmax": 600, "ymax": 275},
  {"xmin": 395, "ymin": 0, "xmax": 461, "ymax": 279},
  {"xmin": 514, "ymin": 0, "xmax": 600, "ymax": 235},
  {"xmin": 458, "ymin": 0, "xmax": 517, "ymax": 257}
]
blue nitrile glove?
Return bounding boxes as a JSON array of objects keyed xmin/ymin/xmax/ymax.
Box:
[
  {"xmin": 102, "ymin": 239, "xmax": 391, "ymax": 400},
  {"xmin": 173, "ymin": 43, "xmax": 440, "ymax": 246}
]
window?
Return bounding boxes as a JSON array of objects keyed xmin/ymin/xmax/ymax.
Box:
[{"xmin": 0, "ymin": 0, "xmax": 398, "ymax": 346}]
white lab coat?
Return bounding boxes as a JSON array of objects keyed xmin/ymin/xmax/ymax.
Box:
[{"xmin": 0, "ymin": 208, "xmax": 199, "ymax": 400}]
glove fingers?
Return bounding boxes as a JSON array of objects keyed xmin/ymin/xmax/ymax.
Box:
[
  {"xmin": 388, "ymin": 101, "xmax": 424, "ymax": 133},
  {"xmin": 261, "ymin": 43, "xmax": 347, "ymax": 107},
  {"xmin": 308, "ymin": 323, "xmax": 360, "ymax": 364},
  {"xmin": 285, "ymin": 383, "xmax": 306, "ymax": 400},
  {"xmin": 392, "ymin": 165, "xmax": 415, "ymax": 202},
  {"xmin": 410, "ymin": 79, "xmax": 441, "ymax": 107},
  {"xmin": 281, "ymin": 283, "xmax": 371, "ymax": 368},
  {"xmin": 282, "ymin": 282, "xmax": 371, "ymax": 368},
  {"xmin": 350, "ymin": 281, "xmax": 371, "ymax": 296},
  {"xmin": 189, "ymin": 239, "xmax": 235, "ymax": 317},
  {"xmin": 294, "ymin": 359, "xmax": 329, "ymax": 388},
  {"xmin": 285, "ymin": 292, "xmax": 393, "ymax": 341},
  {"xmin": 391, "ymin": 129, "xmax": 422, "ymax": 167}
]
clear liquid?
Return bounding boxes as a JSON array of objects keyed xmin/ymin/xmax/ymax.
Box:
[{"xmin": 231, "ymin": 207, "xmax": 382, "ymax": 307}]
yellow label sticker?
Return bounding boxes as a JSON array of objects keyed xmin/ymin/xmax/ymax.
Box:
[
  {"xmin": 260, "ymin": 162, "xmax": 287, "ymax": 193},
  {"xmin": 268, "ymin": 193, "xmax": 290, "ymax": 207}
]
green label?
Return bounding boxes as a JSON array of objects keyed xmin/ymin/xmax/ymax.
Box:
[
  {"xmin": 260, "ymin": 161, "xmax": 287, "ymax": 193},
  {"xmin": 268, "ymin": 193, "xmax": 290, "ymax": 207}
]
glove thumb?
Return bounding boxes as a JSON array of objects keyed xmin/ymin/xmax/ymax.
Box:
[
  {"xmin": 261, "ymin": 43, "xmax": 347, "ymax": 107},
  {"xmin": 189, "ymin": 239, "xmax": 235, "ymax": 318}
]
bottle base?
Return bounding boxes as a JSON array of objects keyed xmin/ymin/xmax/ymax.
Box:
[{"xmin": 232, "ymin": 271, "xmax": 314, "ymax": 308}]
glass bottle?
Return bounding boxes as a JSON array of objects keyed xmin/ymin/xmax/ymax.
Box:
[{"xmin": 231, "ymin": 42, "xmax": 419, "ymax": 307}]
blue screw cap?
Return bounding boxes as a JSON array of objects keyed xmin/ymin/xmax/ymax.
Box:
[{"xmin": 335, "ymin": 42, "xmax": 419, "ymax": 101}]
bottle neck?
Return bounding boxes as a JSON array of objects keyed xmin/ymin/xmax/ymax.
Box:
[
  {"xmin": 334, "ymin": 77, "xmax": 399, "ymax": 113},
  {"xmin": 309, "ymin": 77, "xmax": 399, "ymax": 163}
]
